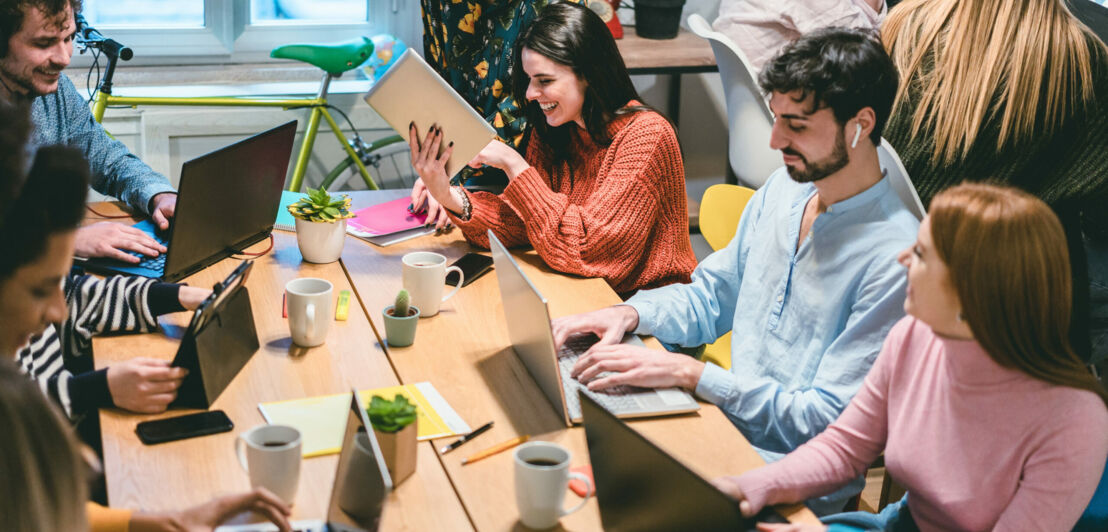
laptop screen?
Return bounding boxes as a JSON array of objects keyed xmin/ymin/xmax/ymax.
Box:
[
  {"xmin": 163, "ymin": 120, "xmax": 296, "ymax": 281},
  {"xmin": 324, "ymin": 392, "xmax": 393, "ymax": 531},
  {"xmin": 581, "ymin": 393, "xmax": 784, "ymax": 531}
]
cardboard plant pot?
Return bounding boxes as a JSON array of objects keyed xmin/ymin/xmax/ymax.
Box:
[
  {"xmin": 382, "ymin": 305, "xmax": 421, "ymax": 347},
  {"xmin": 295, "ymin": 218, "xmax": 346, "ymax": 263},
  {"xmin": 373, "ymin": 422, "xmax": 417, "ymax": 485}
]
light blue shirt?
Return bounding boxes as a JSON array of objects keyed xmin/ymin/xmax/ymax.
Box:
[
  {"xmin": 29, "ymin": 76, "xmax": 175, "ymax": 213},
  {"xmin": 626, "ymin": 168, "xmax": 918, "ymax": 461}
]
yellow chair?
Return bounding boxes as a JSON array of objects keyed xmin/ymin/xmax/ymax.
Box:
[{"xmin": 697, "ymin": 184, "xmax": 756, "ymax": 370}]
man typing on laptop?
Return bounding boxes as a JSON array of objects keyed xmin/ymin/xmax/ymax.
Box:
[
  {"xmin": 553, "ymin": 29, "xmax": 917, "ymax": 515},
  {"xmin": 1, "ymin": 0, "xmax": 178, "ymax": 264}
]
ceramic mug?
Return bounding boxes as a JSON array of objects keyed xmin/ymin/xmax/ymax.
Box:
[
  {"xmin": 286, "ymin": 277, "xmax": 333, "ymax": 347},
  {"xmin": 235, "ymin": 424, "xmax": 302, "ymax": 504},
  {"xmin": 513, "ymin": 441, "xmax": 593, "ymax": 529},
  {"xmin": 401, "ymin": 252, "xmax": 462, "ymax": 317}
]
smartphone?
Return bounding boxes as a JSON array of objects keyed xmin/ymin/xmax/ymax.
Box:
[
  {"xmin": 446, "ymin": 253, "xmax": 494, "ymax": 287},
  {"xmin": 135, "ymin": 410, "xmax": 233, "ymax": 445}
]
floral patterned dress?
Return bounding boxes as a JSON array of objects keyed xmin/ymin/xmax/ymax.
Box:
[{"xmin": 420, "ymin": 0, "xmax": 581, "ymax": 185}]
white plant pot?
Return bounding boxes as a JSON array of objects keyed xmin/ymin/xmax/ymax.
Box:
[{"xmin": 295, "ymin": 218, "xmax": 346, "ymax": 263}]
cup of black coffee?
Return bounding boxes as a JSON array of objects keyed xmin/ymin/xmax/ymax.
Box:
[{"xmin": 513, "ymin": 441, "xmax": 593, "ymax": 529}]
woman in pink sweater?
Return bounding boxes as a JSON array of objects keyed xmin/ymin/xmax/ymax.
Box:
[{"xmin": 714, "ymin": 183, "xmax": 1108, "ymax": 531}]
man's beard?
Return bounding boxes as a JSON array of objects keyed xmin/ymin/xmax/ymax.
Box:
[
  {"xmin": 784, "ymin": 131, "xmax": 850, "ymax": 184},
  {"xmin": 0, "ymin": 61, "xmax": 56, "ymax": 100}
]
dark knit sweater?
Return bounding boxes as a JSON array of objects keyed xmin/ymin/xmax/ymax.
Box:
[{"xmin": 883, "ymin": 38, "xmax": 1108, "ymax": 359}]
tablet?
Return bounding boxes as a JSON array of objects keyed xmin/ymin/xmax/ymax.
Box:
[{"xmin": 363, "ymin": 49, "xmax": 498, "ymax": 179}]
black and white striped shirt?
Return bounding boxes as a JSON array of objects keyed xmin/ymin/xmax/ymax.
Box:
[{"xmin": 16, "ymin": 273, "xmax": 183, "ymax": 419}]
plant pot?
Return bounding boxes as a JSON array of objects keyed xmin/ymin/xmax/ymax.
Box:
[
  {"xmin": 633, "ymin": 0, "xmax": 686, "ymax": 39},
  {"xmin": 383, "ymin": 305, "xmax": 421, "ymax": 347},
  {"xmin": 373, "ymin": 422, "xmax": 417, "ymax": 485},
  {"xmin": 295, "ymin": 217, "xmax": 346, "ymax": 264}
]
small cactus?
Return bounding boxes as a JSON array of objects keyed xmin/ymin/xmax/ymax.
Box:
[{"xmin": 393, "ymin": 289, "xmax": 411, "ymax": 317}]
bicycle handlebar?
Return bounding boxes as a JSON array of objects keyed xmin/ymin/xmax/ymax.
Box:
[{"xmin": 75, "ymin": 14, "xmax": 133, "ymax": 61}]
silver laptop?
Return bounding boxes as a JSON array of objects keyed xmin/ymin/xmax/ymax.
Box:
[
  {"xmin": 363, "ymin": 48, "xmax": 497, "ymax": 178},
  {"xmin": 217, "ymin": 391, "xmax": 392, "ymax": 532},
  {"xmin": 488, "ymin": 230, "xmax": 699, "ymax": 425}
]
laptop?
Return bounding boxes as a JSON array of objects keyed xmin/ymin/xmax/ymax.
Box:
[
  {"xmin": 488, "ymin": 230, "xmax": 699, "ymax": 425},
  {"xmin": 217, "ymin": 390, "xmax": 393, "ymax": 532},
  {"xmin": 580, "ymin": 392, "xmax": 787, "ymax": 531},
  {"xmin": 83, "ymin": 120, "xmax": 297, "ymax": 282},
  {"xmin": 363, "ymin": 48, "xmax": 496, "ymax": 179}
]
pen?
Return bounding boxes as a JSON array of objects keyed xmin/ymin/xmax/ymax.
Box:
[
  {"xmin": 461, "ymin": 434, "xmax": 529, "ymax": 465},
  {"xmin": 440, "ymin": 421, "xmax": 494, "ymax": 454}
]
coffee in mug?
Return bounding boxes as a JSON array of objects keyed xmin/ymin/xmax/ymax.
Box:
[
  {"xmin": 514, "ymin": 441, "xmax": 593, "ymax": 529},
  {"xmin": 401, "ymin": 252, "xmax": 463, "ymax": 317},
  {"xmin": 235, "ymin": 424, "xmax": 302, "ymax": 504}
]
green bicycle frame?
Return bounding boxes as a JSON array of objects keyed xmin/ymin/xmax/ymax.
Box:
[{"xmin": 91, "ymin": 89, "xmax": 379, "ymax": 192}]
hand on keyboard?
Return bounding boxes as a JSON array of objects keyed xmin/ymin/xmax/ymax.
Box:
[
  {"xmin": 569, "ymin": 342, "xmax": 706, "ymax": 392},
  {"xmin": 75, "ymin": 221, "xmax": 167, "ymax": 263}
]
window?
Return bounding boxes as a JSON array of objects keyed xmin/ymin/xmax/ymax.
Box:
[{"xmin": 72, "ymin": 0, "xmax": 416, "ymax": 65}]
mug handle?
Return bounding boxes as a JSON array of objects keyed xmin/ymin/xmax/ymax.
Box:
[
  {"xmin": 561, "ymin": 472, "xmax": 593, "ymax": 517},
  {"xmin": 303, "ymin": 303, "xmax": 316, "ymax": 332},
  {"xmin": 235, "ymin": 434, "xmax": 249, "ymax": 472},
  {"xmin": 442, "ymin": 266, "xmax": 463, "ymax": 302}
]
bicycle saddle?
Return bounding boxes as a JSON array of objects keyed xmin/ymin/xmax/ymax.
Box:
[{"xmin": 270, "ymin": 36, "xmax": 374, "ymax": 76}]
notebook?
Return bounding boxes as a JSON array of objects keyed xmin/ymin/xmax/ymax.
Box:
[
  {"xmin": 258, "ymin": 382, "xmax": 471, "ymax": 457},
  {"xmin": 345, "ymin": 197, "xmax": 434, "ymax": 246},
  {"xmin": 274, "ymin": 190, "xmax": 302, "ymax": 232}
]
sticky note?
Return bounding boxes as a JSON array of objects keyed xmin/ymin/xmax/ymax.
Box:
[{"xmin": 335, "ymin": 290, "xmax": 351, "ymax": 321}]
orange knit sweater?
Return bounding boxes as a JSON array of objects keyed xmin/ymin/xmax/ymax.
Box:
[{"xmin": 452, "ymin": 105, "xmax": 696, "ymax": 296}]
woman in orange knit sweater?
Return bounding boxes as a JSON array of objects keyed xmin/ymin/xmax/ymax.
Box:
[{"xmin": 408, "ymin": 2, "xmax": 696, "ymax": 297}]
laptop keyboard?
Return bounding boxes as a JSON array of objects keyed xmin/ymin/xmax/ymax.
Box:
[
  {"xmin": 128, "ymin": 231, "xmax": 169, "ymax": 273},
  {"xmin": 558, "ymin": 335, "xmax": 650, "ymax": 418}
]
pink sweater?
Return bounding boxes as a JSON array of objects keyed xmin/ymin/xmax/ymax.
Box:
[{"xmin": 737, "ymin": 317, "xmax": 1108, "ymax": 531}]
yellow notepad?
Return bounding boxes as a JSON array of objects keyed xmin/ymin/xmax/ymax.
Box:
[{"xmin": 258, "ymin": 382, "xmax": 471, "ymax": 458}]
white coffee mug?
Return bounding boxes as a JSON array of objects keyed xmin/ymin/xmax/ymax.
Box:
[
  {"xmin": 514, "ymin": 441, "xmax": 593, "ymax": 529},
  {"xmin": 235, "ymin": 424, "xmax": 302, "ymax": 505},
  {"xmin": 286, "ymin": 278, "xmax": 333, "ymax": 347},
  {"xmin": 401, "ymin": 252, "xmax": 463, "ymax": 317}
]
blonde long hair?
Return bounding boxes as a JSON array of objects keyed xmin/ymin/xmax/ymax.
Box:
[
  {"xmin": 0, "ymin": 362, "xmax": 88, "ymax": 531},
  {"xmin": 882, "ymin": 0, "xmax": 1106, "ymax": 165},
  {"xmin": 929, "ymin": 184, "xmax": 1107, "ymax": 406}
]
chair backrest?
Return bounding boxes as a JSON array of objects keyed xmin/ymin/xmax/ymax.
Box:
[
  {"xmin": 688, "ymin": 14, "xmax": 780, "ymax": 189},
  {"xmin": 699, "ymin": 184, "xmax": 757, "ymax": 251},
  {"xmin": 877, "ymin": 138, "xmax": 926, "ymax": 221}
]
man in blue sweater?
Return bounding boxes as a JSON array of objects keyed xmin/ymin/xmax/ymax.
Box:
[{"xmin": 0, "ymin": 0, "xmax": 177, "ymax": 264}]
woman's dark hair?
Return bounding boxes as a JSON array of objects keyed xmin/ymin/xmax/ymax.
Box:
[
  {"xmin": 0, "ymin": 145, "xmax": 88, "ymax": 279},
  {"xmin": 0, "ymin": 102, "xmax": 32, "ymax": 219},
  {"xmin": 511, "ymin": 2, "xmax": 653, "ymax": 163},
  {"xmin": 758, "ymin": 27, "xmax": 899, "ymax": 145}
]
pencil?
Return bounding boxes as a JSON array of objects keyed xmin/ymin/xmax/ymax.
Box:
[{"xmin": 461, "ymin": 435, "xmax": 529, "ymax": 465}]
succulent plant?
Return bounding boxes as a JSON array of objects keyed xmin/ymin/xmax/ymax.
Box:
[
  {"xmin": 393, "ymin": 289, "xmax": 411, "ymax": 317},
  {"xmin": 367, "ymin": 394, "xmax": 417, "ymax": 433},
  {"xmin": 287, "ymin": 186, "xmax": 355, "ymax": 223}
]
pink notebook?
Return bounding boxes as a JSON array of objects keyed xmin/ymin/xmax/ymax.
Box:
[{"xmin": 347, "ymin": 197, "xmax": 428, "ymax": 236}]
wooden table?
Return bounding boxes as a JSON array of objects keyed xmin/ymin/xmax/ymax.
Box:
[
  {"xmin": 615, "ymin": 27, "xmax": 717, "ymax": 126},
  {"xmin": 340, "ymin": 191, "xmax": 817, "ymax": 529},
  {"xmin": 89, "ymin": 204, "xmax": 471, "ymax": 530},
  {"xmin": 91, "ymin": 191, "xmax": 817, "ymax": 530}
]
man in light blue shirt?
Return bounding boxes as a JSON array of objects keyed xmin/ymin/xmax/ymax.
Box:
[
  {"xmin": 1, "ymin": 0, "xmax": 177, "ymax": 264},
  {"xmin": 554, "ymin": 28, "xmax": 918, "ymax": 514}
]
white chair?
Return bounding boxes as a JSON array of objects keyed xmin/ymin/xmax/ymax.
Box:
[
  {"xmin": 878, "ymin": 138, "xmax": 926, "ymax": 220},
  {"xmin": 687, "ymin": 13, "xmax": 780, "ymax": 189}
]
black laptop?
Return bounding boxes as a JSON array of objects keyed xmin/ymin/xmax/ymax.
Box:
[
  {"xmin": 83, "ymin": 120, "xmax": 297, "ymax": 282},
  {"xmin": 580, "ymin": 392, "xmax": 788, "ymax": 531}
]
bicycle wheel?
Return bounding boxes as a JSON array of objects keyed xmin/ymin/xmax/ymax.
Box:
[{"xmin": 323, "ymin": 135, "xmax": 416, "ymax": 191}]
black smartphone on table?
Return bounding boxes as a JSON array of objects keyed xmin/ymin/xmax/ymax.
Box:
[
  {"xmin": 446, "ymin": 253, "xmax": 494, "ymax": 287},
  {"xmin": 135, "ymin": 410, "xmax": 233, "ymax": 445}
]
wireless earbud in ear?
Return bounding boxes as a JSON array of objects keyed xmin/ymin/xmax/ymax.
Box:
[{"xmin": 851, "ymin": 123, "xmax": 862, "ymax": 149}]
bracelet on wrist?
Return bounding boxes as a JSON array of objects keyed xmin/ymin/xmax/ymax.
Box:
[{"xmin": 454, "ymin": 187, "xmax": 473, "ymax": 221}]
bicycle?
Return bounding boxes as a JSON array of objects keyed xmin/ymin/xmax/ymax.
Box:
[{"xmin": 76, "ymin": 16, "xmax": 413, "ymax": 193}]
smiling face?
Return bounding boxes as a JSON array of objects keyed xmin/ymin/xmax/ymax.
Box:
[
  {"xmin": 0, "ymin": 230, "xmax": 73, "ymax": 357},
  {"xmin": 897, "ymin": 216, "xmax": 964, "ymax": 334},
  {"xmin": 0, "ymin": 4, "xmax": 75, "ymax": 99},
  {"xmin": 768, "ymin": 91, "xmax": 852, "ymax": 183},
  {"xmin": 521, "ymin": 47, "xmax": 587, "ymax": 129}
]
